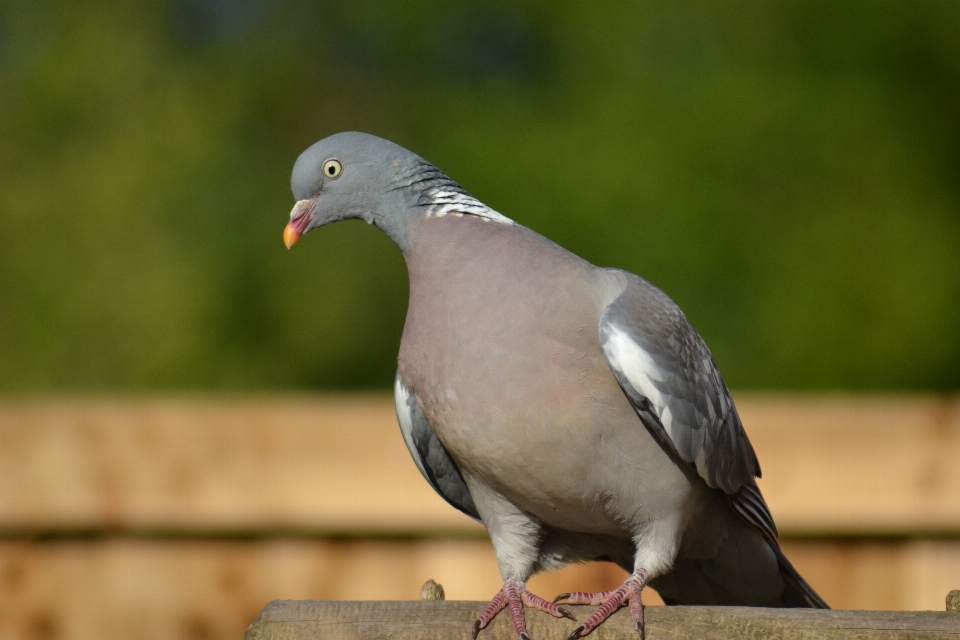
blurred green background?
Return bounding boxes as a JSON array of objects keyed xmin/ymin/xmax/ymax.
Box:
[{"xmin": 1, "ymin": 0, "xmax": 958, "ymax": 392}]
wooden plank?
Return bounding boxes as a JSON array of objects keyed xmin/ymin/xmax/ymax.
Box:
[
  {"xmin": 0, "ymin": 396, "xmax": 478, "ymax": 534},
  {"xmin": 1, "ymin": 395, "xmax": 959, "ymax": 535},
  {"xmin": 742, "ymin": 396, "xmax": 960, "ymax": 535},
  {"xmin": 245, "ymin": 600, "xmax": 960, "ymax": 640}
]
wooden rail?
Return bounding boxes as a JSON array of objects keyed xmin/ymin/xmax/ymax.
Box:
[
  {"xmin": 246, "ymin": 600, "xmax": 960, "ymax": 640},
  {"xmin": 2, "ymin": 394, "xmax": 959, "ymax": 536}
]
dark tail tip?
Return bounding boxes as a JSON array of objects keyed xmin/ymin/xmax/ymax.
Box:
[{"xmin": 774, "ymin": 544, "xmax": 829, "ymax": 608}]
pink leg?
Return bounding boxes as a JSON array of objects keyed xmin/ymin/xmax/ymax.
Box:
[
  {"xmin": 474, "ymin": 576, "xmax": 576, "ymax": 640},
  {"xmin": 556, "ymin": 569, "xmax": 648, "ymax": 639}
]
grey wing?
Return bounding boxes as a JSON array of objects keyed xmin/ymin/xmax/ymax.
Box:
[
  {"xmin": 598, "ymin": 277, "xmax": 828, "ymax": 606},
  {"xmin": 598, "ymin": 270, "xmax": 760, "ymax": 496},
  {"xmin": 394, "ymin": 372, "xmax": 480, "ymax": 521}
]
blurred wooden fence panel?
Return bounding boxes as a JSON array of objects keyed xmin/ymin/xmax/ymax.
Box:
[
  {"xmin": 2, "ymin": 395, "xmax": 959, "ymax": 536},
  {"xmin": 740, "ymin": 396, "xmax": 960, "ymax": 535},
  {"xmin": 2, "ymin": 538, "xmax": 959, "ymax": 640},
  {"xmin": 0, "ymin": 538, "xmax": 637, "ymax": 640},
  {"xmin": 0, "ymin": 396, "xmax": 477, "ymax": 535},
  {"xmin": 1, "ymin": 395, "xmax": 959, "ymax": 640}
]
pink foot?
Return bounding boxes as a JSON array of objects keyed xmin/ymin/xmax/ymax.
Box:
[
  {"xmin": 473, "ymin": 576, "xmax": 576, "ymax": 640},
  {"xmin": 555, "ymin": 570, "xmax": 648, "ymax": 639}
]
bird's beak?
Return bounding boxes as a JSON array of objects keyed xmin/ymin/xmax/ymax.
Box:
[{"xmin": 284, "ymin": 198, "xmax": 317, "ymax": 249}]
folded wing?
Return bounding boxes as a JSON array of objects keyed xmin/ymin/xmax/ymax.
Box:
[{"xmin": 394, "ymin": 373, "xmax": 480, "ymax": 521}]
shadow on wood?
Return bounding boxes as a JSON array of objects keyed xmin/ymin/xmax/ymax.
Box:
[{"xmin": 245, "ymin": 600, "xmax": 960, "ymax": 640}]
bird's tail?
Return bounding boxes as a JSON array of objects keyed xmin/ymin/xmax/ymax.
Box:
[
  {"xmin": 772, "ymin": 543, "xmax": 829, "ymax": 608},
  {"xmin": 733, "ymin": 481, "xmax": 829, "ymax": 608}
]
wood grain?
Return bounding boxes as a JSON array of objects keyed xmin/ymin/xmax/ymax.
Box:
[
  {"xmin": 2, "ymin": 395, "xmax": 959, "ymax": 536},
  {"xmin": 245, "ymin": 600, "xmax": 960, "ymax": 640}
]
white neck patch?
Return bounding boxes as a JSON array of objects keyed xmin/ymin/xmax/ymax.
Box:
[{"xmin": 421, "ymin": 186, "xmax": 514, "ymax": 225}]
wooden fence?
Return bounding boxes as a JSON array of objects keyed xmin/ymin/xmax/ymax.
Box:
[{"xmin": 1, "ymin": 395, "xmax": 959, "ymax": 640}]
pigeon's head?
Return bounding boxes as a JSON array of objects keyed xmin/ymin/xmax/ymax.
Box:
[{"xmin": 284, "ymin": 131, "xmax": 432, "ymax": 252}]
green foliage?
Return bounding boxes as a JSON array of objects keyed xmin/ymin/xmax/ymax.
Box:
[{"xmin": 1, "ymin": 0, "xmax": 958, "ymax": 390}]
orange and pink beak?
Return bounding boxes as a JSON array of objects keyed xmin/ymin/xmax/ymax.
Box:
[{"xmin": 283, "ymin": 196, "xmax": 319, "ymax": 249}]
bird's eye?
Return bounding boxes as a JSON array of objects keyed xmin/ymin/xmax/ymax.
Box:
[{"xmin": 323, "ymin": 159, "xmax": 343, "ymax": 179}]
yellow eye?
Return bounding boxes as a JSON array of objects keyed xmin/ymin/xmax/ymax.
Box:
[{"xmin": 323, "ymin": 159, "xmax": 342, "ymax": 179}]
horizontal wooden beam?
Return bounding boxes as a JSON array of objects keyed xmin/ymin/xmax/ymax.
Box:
[
  {"xmin": 246, "ymin": 600, "xmax": 960, "ymax": 640},
  {"xmin": 2, "ymin": 395, "xmax": 959, "ymax": 536},
  {"xmin": 3, "ymin": 538, "xmax": 960, "ymax": 618},
  {"xmin": 0, "ymin": 395, "xmax": 476, "ymax": 535},
  {"xmin": 739, "ymin": 395, "xmax": 960, "ymax": 536}
]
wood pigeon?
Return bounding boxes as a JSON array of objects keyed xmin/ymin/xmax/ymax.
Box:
[{"xmin": 282, "ymin": 132, "xmax": 827, "ymax": 640}]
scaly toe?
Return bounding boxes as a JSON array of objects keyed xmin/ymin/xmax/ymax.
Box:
[
  {"xmin": 521, "ymin": 589, "xmax": 575, "ymax": 620},
  {"xmin": 475, "ymin": 578, "xmax": 575, "ymax": 640},
  {"xmin": 553, "ymin": 589, "xmax": 615, "ymax": 606}
]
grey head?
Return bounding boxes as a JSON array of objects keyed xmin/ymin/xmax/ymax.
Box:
[{"xmin": 284, "ymin": 131, "xmax": 511, "ymax": 252}]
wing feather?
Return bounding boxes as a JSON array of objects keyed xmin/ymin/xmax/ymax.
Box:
[
  {"xmin": 599, "ymin": 270, "xmax": 759, "ymax": 494},
  {"xmin": 394, "ymin": 372, "xmax": 480, "ymax": 521}
]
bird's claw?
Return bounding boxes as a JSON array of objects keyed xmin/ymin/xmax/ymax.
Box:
[
  {"xmin": 561, "ymin": 573, "xmax": 646, "ymax": 639},
  {"xmin": 567, "ymin": 625, "xmax": 585, "ymax": 640},
  {"xmin": 553, "ymin": 592, "xmax": 571, "ymax": 604},
  {"xmin": 474, "ymin": 578, "xmax": 576, "ymax": 640}
]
